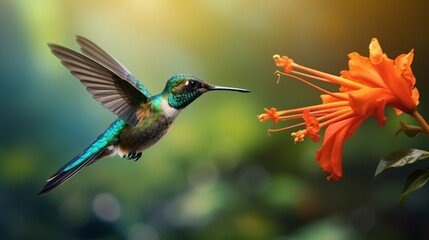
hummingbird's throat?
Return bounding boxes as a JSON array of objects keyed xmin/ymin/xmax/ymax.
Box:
[{"xmin": 168, "ymin": 91, "xmax": 202, "ymax": 109}]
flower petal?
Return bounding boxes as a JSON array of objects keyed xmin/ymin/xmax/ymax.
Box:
[
  {"xmin": 343, "ymin": 52, "xmax": 387, "ymax": 89},
  {"xmin": 395, "ymin": 50, "xmax": 415, "ymax": 86},
  {"xmin": 316, "ymin": 117, "xmax": 365, "ymax": 180},
  {"xmin": 367, "ymin": 40, "xmax": 419, "ymax": 114},
  {"xmin": 348, "ymin": 88, "xmax": 392, "ymax": 126},
  {"xmin": 369, "ymin": 38, "xmax": 384, "ymax": 64}
]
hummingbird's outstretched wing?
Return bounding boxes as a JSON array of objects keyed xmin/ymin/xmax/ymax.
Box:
[
  {"xmin": 75, "ymin": 36, "xmax": 152, "ymax": 98},
  {"xmin": 49, "ymin": 43, "xmax": 148, "ymax": 126}
]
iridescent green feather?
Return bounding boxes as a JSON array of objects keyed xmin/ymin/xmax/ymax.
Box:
[
  {"xmin": 63, "ymin": 119, "xmax": 127, "ymax": 171},
  {"xmin": 168, "ymin": 91, "xmax": 200, "ymax": 109}
]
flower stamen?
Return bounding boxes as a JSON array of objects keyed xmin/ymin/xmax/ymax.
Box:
[{"xmin": 277, "ymin": 71, "xmax": 348, "ymax": 101}]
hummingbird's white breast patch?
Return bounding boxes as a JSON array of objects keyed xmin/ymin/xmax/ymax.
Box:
[{"xmin": 160, "ymin": 98, "xmax": 180, "ymax": 119}]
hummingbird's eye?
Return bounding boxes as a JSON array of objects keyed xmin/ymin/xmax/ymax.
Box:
[{"xmin": 186, "ymin": 80, "xmax": 198, "ymax": 88}]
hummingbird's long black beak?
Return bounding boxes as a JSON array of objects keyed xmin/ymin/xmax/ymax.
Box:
[{"xmin": 208, "ymin": 85, "xmax": 251, "ymax": 93}]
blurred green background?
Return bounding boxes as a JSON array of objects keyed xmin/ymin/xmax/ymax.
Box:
[{"xmin": 1, "ymin": 0, "xmax": 429, "ymax": 239}]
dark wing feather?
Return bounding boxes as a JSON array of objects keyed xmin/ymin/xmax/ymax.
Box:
[
  {"xmin": 76, "ymin": 36, "xmax": 152, "ymax": 97},
  {"xmin": 49, "ymin": 43, "xmax": 148, "ymax": 126}
]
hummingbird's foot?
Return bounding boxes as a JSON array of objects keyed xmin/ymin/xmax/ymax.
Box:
[
  {"xmin": 124, "ymin": 150, "xmax": 142, "ymax": 161},
  {"xmin": 134, "ymin": 152, "xmax": 142, "ymax": 161}
]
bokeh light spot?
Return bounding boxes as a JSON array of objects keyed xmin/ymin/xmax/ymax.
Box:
[
  {"xmin": 92, "ymin": 193, "xmax": 121, "ymax": 222},
  {"xmin": 128, "ymin": 222, "xmax": 159, "ymax": 240}
]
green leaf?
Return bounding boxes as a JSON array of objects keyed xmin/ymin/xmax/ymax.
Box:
[
  {"xmin": 374, "ymin": 149, "xmax": 429, "ymax": 177},
  {"xmin": 394, "ymin": 121, "xmax": 423, "ymax": 138},
  {"xmin": 399, "ymin": 169, "xmax": 429, "ymax": 208}
]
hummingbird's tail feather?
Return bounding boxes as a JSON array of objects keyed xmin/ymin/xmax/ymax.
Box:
[
  {"xmin": 38, "ymin": 147, "xmax": 110, "ymax": 195},
  {"xmin": 38, "ymin": 119, "xmax": 127, "ymax": 195}
]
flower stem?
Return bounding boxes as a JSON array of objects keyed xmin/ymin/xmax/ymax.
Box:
[{"xmin": 412, "ymin": 111, "xmax": 429, "ymax": 135}]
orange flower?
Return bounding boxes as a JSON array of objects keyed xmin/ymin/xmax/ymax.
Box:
[
  {"xmin": 260, "ymin": 107, "xmax": 280, "ymax": 124},
  {"xmin": 258, "ymin": 38, "xmax": 419, "ymax": 180}
]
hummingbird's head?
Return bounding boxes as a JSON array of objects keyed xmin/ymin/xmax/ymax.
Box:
[{"xmin": 164, "ymin": 74, "xmax": 250, "ymax": 109}]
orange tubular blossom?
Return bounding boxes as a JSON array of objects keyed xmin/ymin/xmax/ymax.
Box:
[{"xmin": 258, "ymin": 38, "xmax": 419, "ymax": 180}]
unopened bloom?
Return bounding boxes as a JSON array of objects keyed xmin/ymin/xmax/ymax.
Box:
[{"xmin": 258, "ymin": 38, "xmax": 419, "ymax": 180}]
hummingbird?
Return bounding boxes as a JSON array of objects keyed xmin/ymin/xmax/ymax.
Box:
[{"xmin": 38, "ymin": 36, "xmax": 250, "ymax": 195}]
